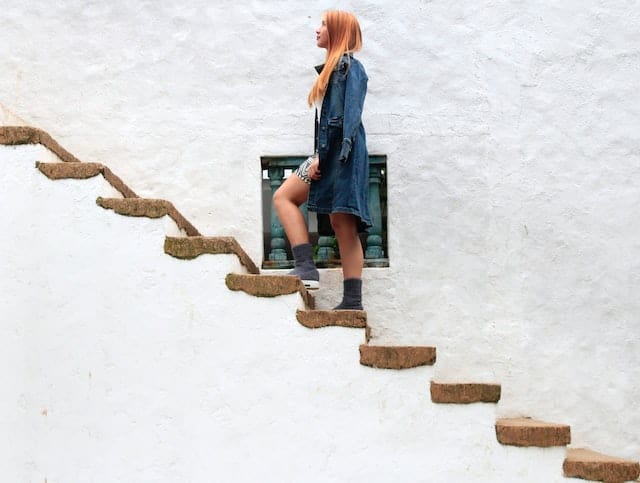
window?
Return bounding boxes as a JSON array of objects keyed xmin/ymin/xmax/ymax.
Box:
[{"xmin": 261, "ymin": 155, "xmax": 388, "ymax": 269}]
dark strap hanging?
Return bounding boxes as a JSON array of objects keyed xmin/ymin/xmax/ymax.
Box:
[{"xmin": 314, "ymin": 108, "xmax": 319, "ymax": 154}]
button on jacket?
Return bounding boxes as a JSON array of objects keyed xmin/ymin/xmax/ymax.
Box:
[{"xmin": 308, "ymin": 54, "xmax": 372, "ymax": 233}]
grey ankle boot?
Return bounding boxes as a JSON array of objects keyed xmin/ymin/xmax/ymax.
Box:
[
  {"xmin": 333, "ymin": 278, "xmax": 363, "ymax": 310},
  {"xmin": 288, "ymin": 243, "xmax": 320, "ymax": 289}
]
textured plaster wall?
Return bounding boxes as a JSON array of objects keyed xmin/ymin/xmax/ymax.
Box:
[{"xmin": 1, "ymin": 0, "xmax": 639, "ymax": 471}]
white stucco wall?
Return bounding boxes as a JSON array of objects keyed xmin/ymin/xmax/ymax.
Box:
[{"xmin": 1, "ymin": 0, "xmax": 639, "ymax": 477}]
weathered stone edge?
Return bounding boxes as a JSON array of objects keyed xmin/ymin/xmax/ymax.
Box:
[
  {"xmin": 430, "ymin": 382, "xmax": 501, "ymax": 404},
  {"xmin": 495, "ymin": 418, "xmax": 571, "ymax": 447},
  {"xmin": 96, "ymin": 197, "xmax": 200, "ymax": 236},
  {"xmin": 2, "ymin": 126, "xmax": 198, "ymax": 233},
  {"xmin": 102, "ymin": 166, "xmax": 138, "ymax": 198},
  {"xmin": 225, "ymin": 273, "xmax": 315, "ymax": 309},
  {"xmin": 1, "ymin": 126, "xmax": 81, "ymax": 163},
  {"xmin": 563, "ymin": 448, "xmax": 640, "ymax": 482},
  {"xmin": 36, "ymin": 161, "xmax": 103, "ymax": 179},
  {"xmin": 35, "ymin": 162, "xmax": 138, "ymax": 198},
  {"xmin": 295, "ymin": 309, "xmax": 367, "ymax": 329},
  {"xmin": 359, "ymin": 345, "xmax": 437, "ymax": 369},
  {"xmin": 164, "ymin": 236, "xmax": 259, "ymax": 274},
  {"xmin": 365, "ymin": 324, "xmax": 372, "ymax": 342}
]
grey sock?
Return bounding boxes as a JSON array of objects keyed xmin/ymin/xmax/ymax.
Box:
[{"xmin": 333, "ymin": 278, "xmax": 363, "ymax": 310}]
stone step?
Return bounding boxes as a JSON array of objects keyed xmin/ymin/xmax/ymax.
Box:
[
  {"xmin": 495, "ymin": 418, "xmax": 571, "ymax": 447},
  {"xmin": 1, "ymin": 126, "xmax": 81, "ymax": 163},
  {"xmin": 225, "ymin": 273, "xmax": 315, "ymax": 309},
  {"xmin": 359, "ymin": 345, "xmax": 436, "ymax": 369},
  {"xmin": 36, "ymin": 161, "xmax": 103, "ymax": 179},
  {"xmin": 164, "ymin": 236, "xmax": 259, "ymax": 274},
  {"xmin": 563, "ymin": 448, "xmax": 640, "ymax": 482},
  {"xmin": 430, "ymin": 382, "xmax": 501, "ymax": 404},
  {"xmin": 36, "ymin": 161, "xmax": 137, "ymax": 197},
  {"xmin": 96, "ymin": 197, "xmax": 200, "ymax": 236},
  {"xmin": 296, "ymin": 309, "xmax": 366, "ymax": 329}
]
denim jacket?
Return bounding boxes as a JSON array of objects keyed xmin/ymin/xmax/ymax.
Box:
[{"xmin": 308, "ymin": 54, "xmax": 372, "ymax": 233}]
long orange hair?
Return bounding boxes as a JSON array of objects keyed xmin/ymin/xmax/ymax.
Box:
[{"xmin": 308, "ymin": 10, "xmax": 362, "ymax": 106}]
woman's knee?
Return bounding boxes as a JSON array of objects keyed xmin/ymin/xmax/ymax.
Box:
[
  {"xmin": 273, "ymin": 176, "xmax": 309, "ymax": 209},
  {"xmin": 273, "ymin": 187, "xmax": 286, "ymax": 209},
  {"xmin": 273, "ymin": 185, "xmax": 295, "ymax": 211},
  {"xmin": 330, "ymin": 213, "xmax": 357, "ymax": 236}
]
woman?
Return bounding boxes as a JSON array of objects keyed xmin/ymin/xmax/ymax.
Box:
[{"xmin": 273, "ymin": 10, "xmax": 371, "ymax": 310}]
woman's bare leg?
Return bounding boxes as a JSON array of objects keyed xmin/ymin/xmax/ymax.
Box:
[
  {"xmin": 273, "ymin": 175, "xmax": 311, "ymax": 245},
  {"xmin": 273, "ymin": 174, "xmax": 319, "ymax": 288},
  {"xmin": 329, "ymin": 212, "xmax": 364, "ymax": 310},
  {"xmin": 330, "ymin": 212, "xmax": 363, "ymax": 279}
]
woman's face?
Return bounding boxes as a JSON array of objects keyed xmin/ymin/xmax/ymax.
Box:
[{"xmin": 316, "ymin": 17, "xmax": 329, "ymax": 49}]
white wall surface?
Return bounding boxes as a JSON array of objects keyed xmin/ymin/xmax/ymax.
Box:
[{"xmin": 1, "ymin": 0, "xmax": 639, "ymax": 474}]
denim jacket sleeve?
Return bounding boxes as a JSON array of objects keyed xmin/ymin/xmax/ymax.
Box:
[{"xmin": 339, "ymin": 59, "xmax": 368, "ymax": 161}]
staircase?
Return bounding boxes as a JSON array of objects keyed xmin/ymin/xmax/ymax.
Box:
[{"xmin": 2, "ymin": 126, "xmax": 638, "ymax": 482}]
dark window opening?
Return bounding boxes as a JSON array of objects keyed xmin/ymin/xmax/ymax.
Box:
[{"xmin": 261, "ymin": 155, "xmax": 388, "ymax": 269}]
